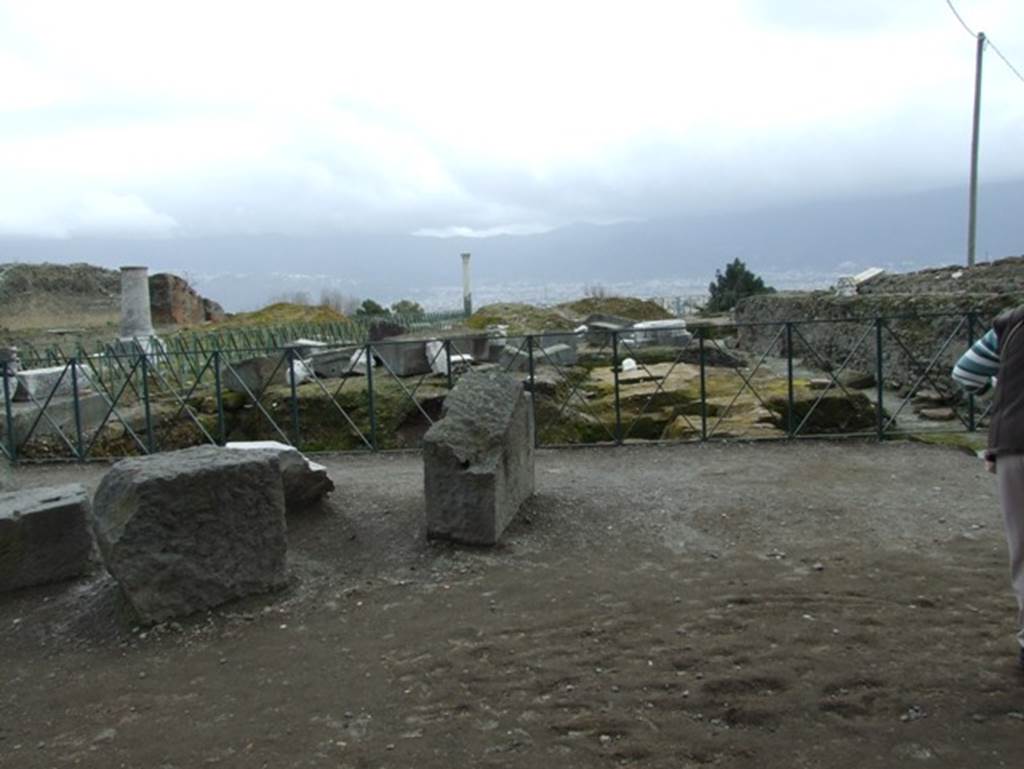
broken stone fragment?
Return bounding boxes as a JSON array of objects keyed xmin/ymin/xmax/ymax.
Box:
[{"xmin": 226, "ymin": 440, "xmax": 335, "ymax": 513}]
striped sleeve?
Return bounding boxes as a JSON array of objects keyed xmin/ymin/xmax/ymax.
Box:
[{"xmin": 952, "ymin": 328, "xmax": 999, "ymax": 395}]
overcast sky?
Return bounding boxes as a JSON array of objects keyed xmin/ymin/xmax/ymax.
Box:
[{"xmin": 1, "ymin": 0, "xmax": 1022, "ymax": 240}]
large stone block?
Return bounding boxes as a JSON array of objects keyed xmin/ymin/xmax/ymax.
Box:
[
  {"xmin": 310, "ymin": 347, "xmax": 360, "ymax": 378},
  {"xmin": 0, "ymin": 484, "xmax": 94, "ymax": 592},
  {"xmin": 92, "ymin": 446, "xmax": 288, "ymax": 623},
  {"xmin": 373, "ymin": 339, "xmax": 431, "ymax": 377},
  {"xmin": 13, "ymin": 364, "xmax": 95, "ymax": 402},
  {"xmin": 226, "ymin": 440, "xmax": 335, "ymax": 513},
  {"xmin": 423, "ymin": 370, "xmax": 535, "ymax": 545},
  {"xmin": 628, "ymin": 320, "xmax": 693, "ymax": 348},
  {"xmin": 1, "ymin": 393, "xmax": 110, "ymax": 447},
  {"xmin": 538, "ymin": 343, "xmax": 577, "ymax": 367},
  {"xmin": 224, "ymin": 355, "xmax": 289, "ymax": 394}
]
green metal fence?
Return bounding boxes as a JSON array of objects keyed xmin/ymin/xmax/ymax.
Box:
[{"xmin": 0, "ymin": 312, "xmax": 988, "ymax": 464}]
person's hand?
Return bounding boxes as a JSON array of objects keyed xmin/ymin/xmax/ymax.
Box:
[{"xmin": 986, "ymin": 458, "xmax": 997, "ymax": 474}]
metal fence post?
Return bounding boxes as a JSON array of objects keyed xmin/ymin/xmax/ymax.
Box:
[
  {"xmin": 966, "ymin": 310, "xmax": 977, "ymax": 433},
  {"xmin": 785, "ymin": 322, "xmax": 795, "ymax": 438},
  {"xmin": 444, "ymin": 339, "xmax": 454, "ymax": 390},
  {"xmin": 527, "ymin": 335, "xmax": 538, "ymax": 448},
  {"xmin": 612, "ymin": 330, "xmax": 622, "ymax": 445},
  {"xmin": 365, "ymin": 343, "xmax": 378, "ymax": 451},
  {"xmin": 698, "ymin": 328, "xmax": 707, "ymax": 441},
  {"xmin": 70, "ymin": 359, "xmax": 84, "ymax": 461},
  {"xmin": 2, "ymin": 361, "xmax": 15, "ymax": 462},
  {"xmin": 213, "ymin": 350, "xmax": 226, "ymax": 445},
  {"xmin": 287, "ymin": 348, "xmax": 301, "ymax": 447},
  {"xmin": 875, "ymin": 317, "xmax": 885, "ymax": 441},
  {"xmin": 140, "ymin": 352, "xmax": 155, "ymax": 454}
]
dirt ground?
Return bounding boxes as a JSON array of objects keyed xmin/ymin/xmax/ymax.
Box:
[{"xmin": 2, "ymin": 441, "xmax": 1022, "ymax": 769}]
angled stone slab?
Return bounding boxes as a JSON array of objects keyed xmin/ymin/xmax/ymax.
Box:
[
  {"xmin": 92, "ymin": 446, "xmax": 288, "ymax": 623},
  {"xmin": 423, "ymin": 370, "xmax": 534, "ymax": 545},
  {"xmin": 0, "ymin": 484, "xmax": 94, "ymax": 592}
]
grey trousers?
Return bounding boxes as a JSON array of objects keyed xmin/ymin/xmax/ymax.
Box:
[{"xmin": 996, "ymin": 453, "xmax": 1024, "ymax": 649}]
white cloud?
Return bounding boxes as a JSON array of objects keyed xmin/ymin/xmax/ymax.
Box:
[
  {"xmin": 0, "ymin": 188, "xmax": 178, "ymax": 238},
  {"xmin": 0, "ymin": 0, "xmax": 1022, "ymax": 237}
]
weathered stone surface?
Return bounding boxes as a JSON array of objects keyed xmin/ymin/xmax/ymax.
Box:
[
  {"xmin": 284, "ymin": 338, "xmax": 328, "ymax": 358},
  {"xmin": 918, "ymin": 407, "xmax": 956, "ymax": 421},
  {"xmin": 374, "ymin": 339, "xmax": 431, "ymax": 376},
  {"xmin": 0, "ymin": 484, "xmax": 94, "ymax": 591},
  {"xmin": 735, "ymin": 285, "xmax": 1024, "ymax": 389},
  {"xmin": 226, "ymin": 440, "xmax": 335, "ymax": 513},
  {"xmin": 423, "ymin": 370, "xmax": 535, "ymax": 545},
  {"xmin": 310, "ymin": 347, "xmax": 360, "ymax": 378},
  {"xmin": 92, "ymin": 446, "xmax": 288, "ymax": 623},
  {"xmin": 224, "ymin": 355, "xmax": 289, "ymax": 394},
  {"xmin": 837, "ymin": 370, "xmax": 876, "ymax": 389},
  {"xmin": 498, "ymin": 345, "xmax": 531, "ymax": 372},
  {"xmin": 148, "ymin": 273, "xmax": 225, "ymax": 326},
  {"xmin": 0, "ymin": 346, "xmax": 19, "ymax": 373},
  {"xmin": 765, "ymin": 391, "xmax": 879, "ymax": 434},
  {"xmin": 13, "ymin": 364, "xmax": 95, "ymax": 402},
  {"xmin": 425, "ymin": 340, "xmax": 473, "ymax": 376},
  {"xmin": 629, "ymin": 320, "xmax": 692, "ymax": 348},
  {"xmin": 1, "ymin": 393, "xmax": 110, "ymax": 446},
  {"xmin": 538, "ymin": 343, "xmax": 577, "ymax": 367},
  {"xmin": 447, "ymin": 333, "xmax": 491, "ymax": 361}
]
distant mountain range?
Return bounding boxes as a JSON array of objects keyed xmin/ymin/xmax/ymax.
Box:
[{"xmin": 1, "ymin": 178, "xmax": 1020, "ymax": 312}]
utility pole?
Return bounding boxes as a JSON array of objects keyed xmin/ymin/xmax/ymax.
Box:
[{"xmin": 966, "ymin": 31, "xmax": 986, "ymax": 267}]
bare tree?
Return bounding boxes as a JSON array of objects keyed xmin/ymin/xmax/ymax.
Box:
[
  {"xmin": 319, "ymin": 289, "xmax": 361, "ymax": 316},
  {"xmin": 269, "ymin": 291, "xmax": 312, "ymax": 305}
]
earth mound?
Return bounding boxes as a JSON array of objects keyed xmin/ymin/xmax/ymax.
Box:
[
  {"xmin": 217, "ymin": 302, "xmax": 347, "ymax": 327},
  {"xmin": 558, "ymin": 296, "xmax": 674, "ymax": 321}
]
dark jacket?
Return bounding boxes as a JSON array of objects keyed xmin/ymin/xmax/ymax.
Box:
[{"xmin": 990, "ymin": 306, "xmax": 1024, "ymax": 456}]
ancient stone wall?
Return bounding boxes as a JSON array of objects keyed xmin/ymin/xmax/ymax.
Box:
[
  {"xmin": 735, "ymin": 290, "xmax": 1024, "ymax": 390},
  {"xmin": 149, "ymin": 273, "xmax": 225, "ymax": 326}
]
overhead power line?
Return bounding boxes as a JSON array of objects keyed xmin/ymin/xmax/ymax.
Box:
[
  {"xmin": 945, "ymin": 0, "xmax": 977, "ymax": 38},
  {"xmin": 988, "ymin": 39, "xmax": 1024, "ymax": 85},
  {"xmin": 945, "ymin": 0, "xmax": 1024, "ymax": 85}
]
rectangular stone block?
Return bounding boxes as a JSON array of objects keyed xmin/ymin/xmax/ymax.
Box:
[
  {"xmin": 629, "ymin": 320, "xmax": 693, "ymax": 348},
  {"xmin": 447, "ymin": 334, "xmax": 491, "ymax": 361},
  {"xmin": 310, "ymin": 347, "xmax": 360, "ymax": 378},
  {"xmin": 13, "ymin": 364, "xmax": 95, "ymax": 402},
  {"xmin": 1, "ymin": 393, "xmax": 110, "ymax": 447},
  {"xmin": 0, "ymin": 484, "xmax": 94, "ymax": 592},
  {"xmin": 498, "ymin": 345, "xmax": 531, "ymax": 372},
  {"xmin": 224, "ymin": 355, "xmax": 289, "ymax": 394},
  {"xmin": 374, "ymin": 339, "xmax": 431, "ymax": 377},
  {"xmin": 539, "ymin": 343, "xmax": 577, "ymax": 367},
  {"xmin": 423, "ymin": 370, "xmax": 535, "ymax": 545}
]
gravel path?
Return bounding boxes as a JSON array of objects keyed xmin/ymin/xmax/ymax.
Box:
[{"xmin": 2, "ymin": 441, "xmax": 1022, "ymax": 768}]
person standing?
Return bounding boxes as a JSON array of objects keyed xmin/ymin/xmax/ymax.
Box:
[{"xmin": 953, "ymin": 306, "xmax": 1024, "ymax": 670}]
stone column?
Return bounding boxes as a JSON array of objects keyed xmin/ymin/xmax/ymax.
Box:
[
  {"xmin": 120, "ymin": 266, "xmax": 155, "ymax": 339},
  {"xmin": 461, "ymin": 252, "xmax": 472, "ymax": 318}
]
